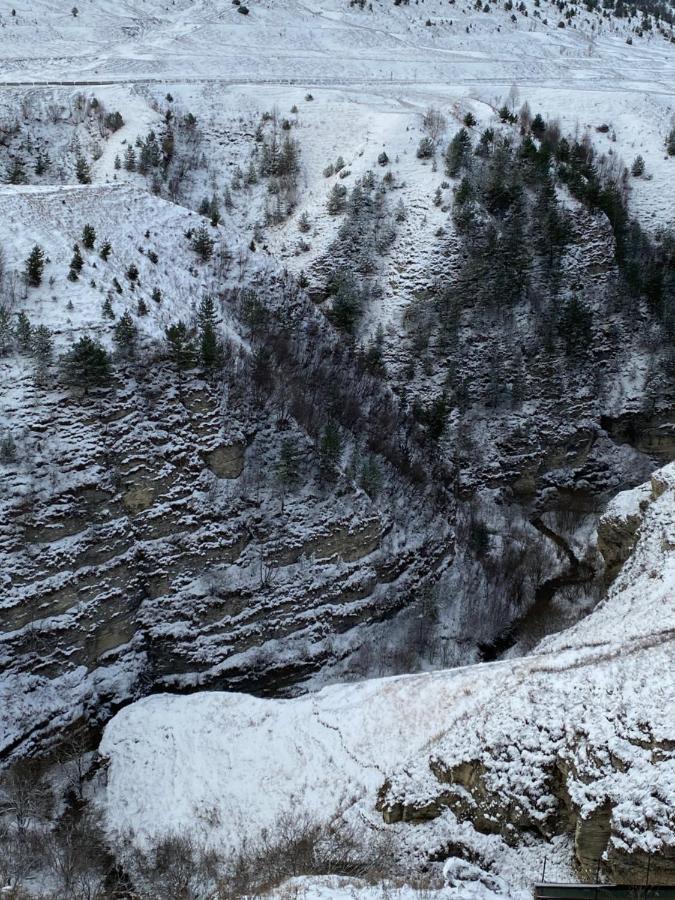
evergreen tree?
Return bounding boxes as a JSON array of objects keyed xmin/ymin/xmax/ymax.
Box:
[
  {"xmin": 137, "ymin": 297, "xmax": 148, "ymax": 316},
  {"xmin": 32, "ymin": 325, "xmax": 54, "ymax": 368},
  {"xmin": 445, "ymin": 128, "xmax": 472, "ymax": 177},
  {"xmin": 558, "ymin": 296, "xmax": 593, "ymax": 353},
  {"xmin": 24, "ymin": 245, "xmax": 46, "ymax": 287},
  {"xmin": 495, "ymin": 179, "xmax": 530, "ymax": 304},
  {"xmin": 359, "ymin": 455, "xmax": 383, "ymax": 498},
  {"xmin": 75, "ymin": 155, "xmax": 91, "ymax": 184},
  {"xmin": 165, "ymin": 321, "xmax": 194, "ymax": 370},
  {"xmin": 82, "ymin": 224, "xmax": 96, "ymax": 249},
  {"xmin": 99, "ymin": 240, "xmax": 112, "ymax": 261},
  {"xmin": 327, "ymin": 183, "xmax": 348, "ymax": 215},
  {"xmin": 197, "ymin": 295, "xmax": 221, "ymax": 368},
  {"xmin": 32, "ymin": 323, "xmax": 53, "ymax": 386},
  {"xmin": 8, "ymin": 156, "xmax": 27, "ymax": 184},
  {"xmin": 152, "ymin": 287, "xmax": 162, "ymax": 304},
  {"xmin": 631, "ymin": 155, "xmax": 645, "ymax": 176},
  {"xmin": 34, "ymin": 150, "xmax": 50, "ymax": 175},
  {"xmin": 667, "ymin": 127, "xmax": 675, "ymax": 157},
  {"xmin": 102, "ymin": 296, "xmax": 115, "ymax": 319},
  {"xmin": 190, "ymin": 225, "xmax": 214, "ymax": 261},
  {"xmin": 318, "ymin": 422, "xmax": 342, "ymax": 481},
  {"xmin": 426, "ymin": 393, "xmax": 449, "ymax": 440},
  {"xmin": 416, "ymin": 137, "xmax": 434, "ymax": 159},
  {"xmin": 210, "ymin": 197, "xmax": 221, "ymax": 227},
  {"xmin": 329, "ymin": 271, "xmax": 364, "ymax": 334},
  {"xmin": 114, "ymin": 154, "xmax": 121, "ymax": 170},
  {"xmin": 15, "ymin": 311, "xmax": 32, "ymax": 351},
  {"xmin": 275, "ymin": 437, "xmax": 301, "ymax": 512},
  {"xmin": 113, "ymin": 310, "xmax": 138, "ymax": 355},
  {"xmin": 68, "ymin": 244, "xmax": 84, "ymax": 281},
  {"xmin": 124, "ymin": 145, "xmax": 136, "ymax": 171},
  {"xmin": 126, "ymin": 263, "xmax": 139, "ymax": 282},
  {"xmin": 63, "ymin": 335, "xmax": 111, "ymax": 388},
  {"xmin": 531, "ymin": 113, "xmax": 546, "ymax": 139},
  {"xmin": 0, "ymin": 308, "xmax": 12, "ymax": 355},
  {"xmin": 32, "ymin": 324, "xmax": 53, "ymax": 361}
]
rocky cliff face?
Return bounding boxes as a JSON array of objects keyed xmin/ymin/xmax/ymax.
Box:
[
  {"xmin": 0, "ymin": 350, "xmax": 452, "ymax": 760},
  {"xmin": 99, "ymin": 465, "xmax": 675, "ymax": 893},
  {"xmin": 377, "ymin": 466, "xmax": 675, "ymax": 884}
]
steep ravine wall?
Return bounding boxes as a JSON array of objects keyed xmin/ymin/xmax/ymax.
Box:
[
  {"xmin": 0, "ymin": 361, "xmax": 452, "ymax": 762},
  {"xmin": 377, "ymin": 466, "xmax": 675, "ymax": 884}
]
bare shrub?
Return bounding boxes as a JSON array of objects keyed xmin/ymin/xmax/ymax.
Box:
[
  {"xmin": 422, "ymin": 107, "xmax": 447, "ymax": 147},
  {"xmin": 219, "ymin": 809, "xmax": 395, "ymax": 897}
]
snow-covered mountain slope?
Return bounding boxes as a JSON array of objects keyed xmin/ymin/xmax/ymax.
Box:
[
  {"xmin": 1, "ymin": 0, "xmax": 673, "ymax": 86},
  {"xmin": 99, "ymin": 463, "xmax": 675, "ymax": 892}
]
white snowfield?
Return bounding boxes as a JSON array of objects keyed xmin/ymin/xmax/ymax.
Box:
[{"xmin": 100, "ymin": 464, "xmax": 675, "ymax": 894}]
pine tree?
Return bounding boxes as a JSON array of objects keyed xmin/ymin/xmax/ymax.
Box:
[
  {"xmin": 165, "ymin": 321, "xmax": 194, "ymax": 370},
  {"xmin": 495, "ymin": 179, "xmax": 529, "ymax": 304},
  {"xmin": 114, "ymin": 154, "xmax": 121, "ymax": 170},
  {"xmin": 359, "ymin": 455, "xmax": 382, "ymax": 498},
  {"xmin": 24, "ymin": 245, "xmax": 46, "ymax": 287},
  {"xmin": 416, "ymin": 137, "xmax": 434, "ymax": 159},
  {"xmin": 190, "ymin": 225, "xmax": 214, "ymax": 261},
  {"xmin": 152, "ymin": 287, "xmax": 162, "ymax": 304},
  {"xmin": 32, "ymin": 324, "xmax": 53, "ymax": 361},
  {"xmin": 124, "ymin": 145, "xmax": 136, "ymax": 171},
  {"xmin": 102, "ymin": 296, "xmax": 115, "ymax": 319},
  {"xmin": 667, "ymin": 127, "xmax": 675, "ymax": 157},
  {"xmin": 137, "ymin": 297, "xmax": 148, "ymax": 316},
  {"xmin": 8, "ymin": 156, "xmax": 27, "ymax": 184},
  {"xmin": 245, "ymin": 161, "xmax": 258, "ymax": 185},
  {"xmin": 327, "ymin": 183, "xmax": 348, "ymax": 215},
  {"xmin": 531, "ymin": 113, "xmax": 546, "ymax": 139},
  {"xmin": 32, "ymin": 323, "xmax": 53, "ymax": 387},
  {"xmin": 75, "ymin": 155, "xmax": 91, "ymax": 184},
  {"xmin": 631, "ymin": 155, "xmax": 645, "ymax": 177},
  {"xmin": 197, "ymin": 295, "xmax": 221, "ymax": 368},
  {"xmin": 69, "ymin": 244, "xmax": 84, "ymax": 280},
  {"xmin": 35, "ymin": 150, "xmax": 50, "ymax": 176},
  {"xmin": 113, "ymin": 310, "xmax": 138, "ymax": 355},
  {"xmin": 279, "ymin": 136, "xmax": 299, "ymax": 176},
  {"xmin": 126, "ymin": 263, "xmax": 139, "ymax": 283},
  {"xmin": 276, "ymin": 437, "xmax": 301, "ymax": 512},
  {"xmin": 0, "ymin": 308, "xmax": 12, "ymax": 356},
  {"xmin": 330, "ymin": 272, "xmax": 363, "ymax": 333},
  {"xmin": 63, "ymin": 335, "xmax": 111, "ymax": 388},
  {"xmin": 15, "ymin": 311, "xmax": 32, "ymax": 351},
  {"xmin": 318, "ymin": 422, "xmax": 342, "ymax": 480},
  {"xmin": 82, "ymin": 224, "xmax": 96, "ymax": 249},
  {"xmin": 99, "ymin": 240, "xmax": 112, "ymax": 261},
  {"xmin": 445, "ymin": 128, "xmax": 472, "ymax": 177}
]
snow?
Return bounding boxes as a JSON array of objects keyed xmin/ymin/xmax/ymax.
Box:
[
  {"xmin": 100, "ymin": 466, "xmax": 675, "ymax": 892},
  {"xmin": 260, "ymin": 874, "xmax": 530, "ymax": 899},
  {"xmin": 1, "ymin": 0, "xmax": 674, "ymax": 892}
]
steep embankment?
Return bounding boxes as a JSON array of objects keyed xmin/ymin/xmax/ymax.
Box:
[
  {"xmin": 100, "ymin": 464, "xmax": 675, "ymax": 892},
  {"xmin": 0, "ymin": 184, "xmax": 453, "ymax": 762}
]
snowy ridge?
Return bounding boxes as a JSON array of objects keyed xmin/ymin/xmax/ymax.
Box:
[{"xmin": 100, "ymin": 463, "xmax": 675, "ymax": 891}]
